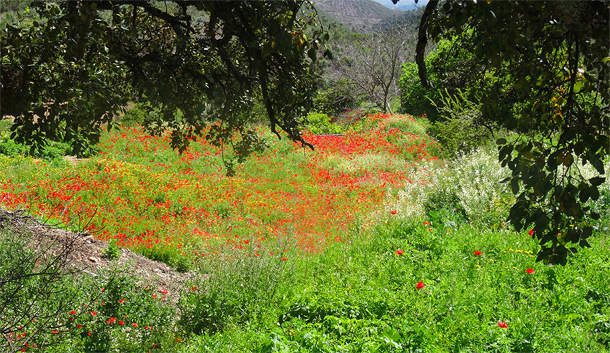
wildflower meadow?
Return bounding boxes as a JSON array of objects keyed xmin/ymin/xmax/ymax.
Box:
[{"xmin": 1, "ymin": 114, "xmax": 609, "ymax": 352}]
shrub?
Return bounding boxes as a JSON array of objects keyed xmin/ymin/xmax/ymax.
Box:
[
  {"xmin": 387, "ymin": 147, "xmax": 513, "ymax": 227},
  {"xmin": 303, "ymin": 112, "xmax": 344, "ymax": 135},
  {"xmin": 430, "ymin": 89, "xmax": 497, "ymax": 159},
  {"xmin": 102, "ymin": 240, "xmax": 121, "ymax": 260},
  {"xmin": 314, "ymin": 79, "xmax": 361, "ymax": 117}
]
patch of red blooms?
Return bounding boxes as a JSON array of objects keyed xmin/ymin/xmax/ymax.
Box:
[
  {"xmin": 474, "ymin": 251, "xmax": 482, "ymax": 256},
  {"xmin": 0, "ymin": 114, "xmax": 440, "ymax": 260},
  {"xmin": 498, "ymin": 321, "xmax": 508, "ymax": 328},
  {"xmin": 416, "ymin": 281, "xmax": 425, "ymax": 289},
  {"xmin": 396, "ymin": 249, "xmax": 404, "ymax": 256},
  {"xmin": 526, "ymin": 268, "xmax": 535, "ymax": 274}
]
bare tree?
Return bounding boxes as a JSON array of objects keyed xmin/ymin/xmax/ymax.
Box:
[{"xmin": 329, "ymin": 26, "xmax": 416, "ymax": 113}]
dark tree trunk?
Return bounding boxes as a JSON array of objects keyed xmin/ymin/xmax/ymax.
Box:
[{"xmin": 415, "ymin": 0, "xmax": 439, "ymax": 89}]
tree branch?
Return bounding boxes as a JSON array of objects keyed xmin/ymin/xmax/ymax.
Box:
[{"xmin": 415, "ymin": 0, "xmax": 439, "ymax": 88}]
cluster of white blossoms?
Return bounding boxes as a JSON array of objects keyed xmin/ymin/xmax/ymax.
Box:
[{"xmin": 385, "ymin": 148, "xmax": 513, "ymax": 224}]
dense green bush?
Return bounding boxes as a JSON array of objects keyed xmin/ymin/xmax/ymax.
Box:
[
  {"xmin": 398, "ymin": 61, "xmax": 440, "ymax": 120},
  {"xmin": 430, "ymin": 88, "xmax": 498, "ymax": 158},
  {"xmin": 303, "ymin": 112, "xmax": 344, "ymax": 135},
  {"xmin": 400, "ymin": 37, "xmax": 509, "ymax": 158},
  {"xmin": 0, "ymin": 119, "xmax": 94, "ymax": 160}
]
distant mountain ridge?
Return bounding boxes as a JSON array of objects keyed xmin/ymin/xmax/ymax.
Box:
[
  {"xmin": 372, "ymin": 0, "xmax": 428, "ymax": 12},
  {"xmin": 313, "ymin": 0, "xmax": 404, "ymax": 32}
]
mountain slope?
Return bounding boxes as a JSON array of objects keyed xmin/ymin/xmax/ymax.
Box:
[{"xmin": 314, "ymin": 0, "xmax": 402, "ymax": 32}]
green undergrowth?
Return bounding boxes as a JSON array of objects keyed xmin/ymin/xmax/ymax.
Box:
[
  {"xmin": 174, "ymin": 216, "xmax": 610, "ymax": 352},
  {"xmin": 2, "ymin": 118, "xmax": 609, "ymax": 351}
]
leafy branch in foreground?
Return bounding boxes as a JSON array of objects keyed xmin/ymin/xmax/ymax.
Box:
[
  {"xmin": 413, "ymin": 0, "xmax": 609, "ymax": 264},
  {"xmin": 1, "ymin": 1, "xmax": 330, "ymax": 160}
]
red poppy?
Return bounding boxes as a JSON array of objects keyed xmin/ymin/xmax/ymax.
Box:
[
  {"xmin": 281, "ymin": 257, "xmax": 287, "ymax": 261},
  {"xmin": 191, "ymin": 286, "xmax": 197, "ymax": 290},
  {"xmin": 416, "ymin": 281, "xmax": 425, "ymax": 289},
  {"xmin": 390, "ymin": 210, "xmax": 397, "ymax": 215},
  {"xmin": 119, "ymin": 321, "xmax": 124, "ymax": 325},
  {"xmin": 110, "ymin": 317, "xmax": 116, "ymax": 323},
  {"xmin": 91, "ymin": 311, "xmax": 97, "ymax": 316},
  {"xmin": 51, "ymin": 330, "xmax": 58, "ymax": 334},
  {"xmin": 132, "ymin": 322, "xmax": 138, "ymax": 327},
  {"xmin": 69, "ymin": 310, "xmax": 77, "ymax": 315},
  {"xmin": 498, "ymin": 321, "xmax": 508, "ymax": 328},
  {"xmin": 528, "ymin": 229, "xmax": 534, "ymax": 236},
  {"xmin": 396, "ymin": 249, "xmax": 404, "ymax": 256},
  {"xmin": 159, "ymin": 289, "xmax": 168, "ymax": 294},
  {"xmin": 474, "ymin": 251, "xmax": 482, "ymax": 255},
  {"xmin": 526, "ymin": 268, "xmax": 535, "ymax": 274}
]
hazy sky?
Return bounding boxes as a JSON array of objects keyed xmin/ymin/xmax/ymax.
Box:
[{"xmin": 372, "ymin": 0, "xmax": 429, "ymax": 11}]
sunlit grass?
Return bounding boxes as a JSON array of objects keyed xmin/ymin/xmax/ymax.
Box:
[{"xmin": 2, "ymin": 114, "xmax": 609, "ymax": 352}]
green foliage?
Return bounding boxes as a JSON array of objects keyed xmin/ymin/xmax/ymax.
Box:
[
  {"xmin": 102, "ymin": 241, "xmax": 121, "ymax": 261},
  {"xmin": 313, "ymin": 79, "xmax": 360, "ymax": 117},
  {"xmin": 139, "ymin": 245, "xmax": 193, "ymax": 273},
  {"xmin": 72, "ymin": 274, "xmax": 177, "ymax": 353},
  {"xmin": 0, "ymin": 119, "xmax": 83, "ymax": 162},
  {"xmin": 0, "ymin": 224, "xmax": 80, "ymax": 352},
  {"xmin": 179, "ymin": 247, "xmax": 293, "ymax": 336},
  {"xmin": 399, "ymin": 61, "xmax": 439, "ymax": 119},
  {"xmin": 431, "ymin": 88, "xmax": 497, "ymax": 158},
  {"xmin": 303, "ymin": 112, "xmax": 344, "ymax": 135},
  {"xmin": 211, "ymin": 200, "xmax": 232, "ymax": 219},
  {"xmin": 1, "ymin": 0, "xmax": 330, "ymax": 159},
  {"xmin": 119, "ymin": 103, "xmax": 149, "ymax": 127},
  {"xmin": 0, "ymin": 215, "xmax": 178, "ymax": 353},
  {"xmin": 399, "ymin": 37, "xmax": 474, "ymax": 121},
  {"xmin": 246, "ymin": 217, "xmax": 610, "ymax": 352},
  {"xmin": 413, "ymin": 0, "xmax": 610, "ymax": 264}
]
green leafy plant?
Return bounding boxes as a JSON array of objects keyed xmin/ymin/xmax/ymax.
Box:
[
  {"xmin": 304, "ymin": 112, "xmax": 344, "ymax": 135},
  {"xmin": 430, "ymin": 88, "xmax": 497, "ymax": 158},
  {"xmin": 103, "ymin": 241, "xmax": 121, "ymax": 260}
]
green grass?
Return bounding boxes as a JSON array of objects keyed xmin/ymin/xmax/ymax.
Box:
[{"xmin": 1, "ymin": 115, "xmax": 609, "ymax": 352}]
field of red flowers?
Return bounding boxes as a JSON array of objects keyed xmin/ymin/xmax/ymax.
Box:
[{"xmin": 0, "ymin": 113, "xmax": 439, "ymax": 267}]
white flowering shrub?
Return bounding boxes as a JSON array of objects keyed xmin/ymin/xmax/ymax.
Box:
[
  {"xmin": 386, "ymin": 146, "xmax": 610, "ymax": 231},
  {"xmin": 386, "ymin": 148, "xmax": 513, "ymax": 226}
]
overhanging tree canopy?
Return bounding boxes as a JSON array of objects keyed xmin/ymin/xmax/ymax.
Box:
[
  {"xmin": 1, "ymin": 0, "xmax": 329, "ymax": 162},
  {"xmin": 412, "ymin": 0, "xmax": 609, "ymax": 264}
]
